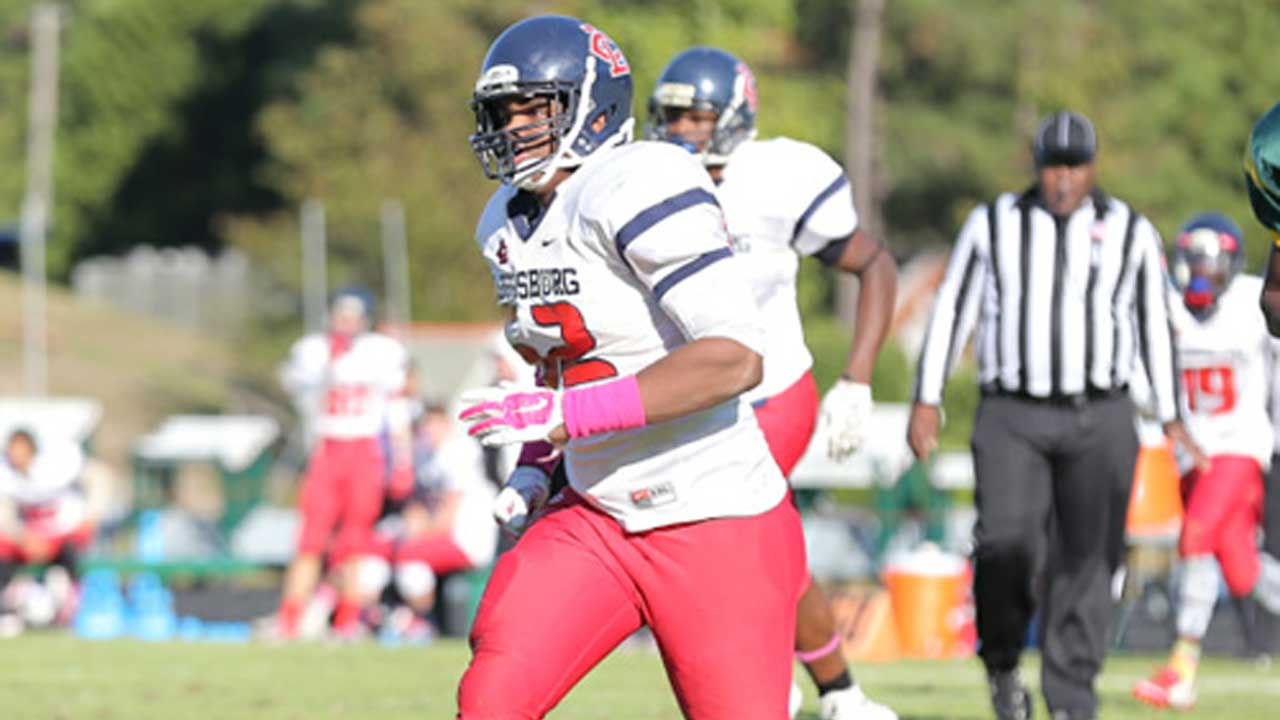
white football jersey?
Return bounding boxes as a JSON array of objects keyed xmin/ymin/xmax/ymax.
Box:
[
  {"xmin": 280, "ymin": 332, "xmax": 408, "ymax": 440},
  {"xmin": 475, "ymin": 141, "xmax": 786, "ymax": 532},
  {"xmin": 1169, "ymin": 274, "xmax": 1275, "ymax": 470},
  {"xmin": 0, "ymin": 436, "xmax": 83, "ymax": 506},
  {"xmin": 716, "ymin": 138, "xmax": 859, "ymax": 401},
  {"xmin": 0, "ymin": 436, "xmax": 87, "ymax": 535}
]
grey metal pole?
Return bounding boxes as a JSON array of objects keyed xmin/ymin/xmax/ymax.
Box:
[
  {"xmin": 380, "ymin": 199, "xmax": 411, "ymax": 328},
  {"xmin": 20, "ymin": 3, "xmax": 60, "ymax": 397},
  {"xmin": 300, "ymin": 198, "xmax": 327, "ymax": 334},
  {"xmin": 839, "ymin": 0, "xmax": 886, "ymax": 327}
]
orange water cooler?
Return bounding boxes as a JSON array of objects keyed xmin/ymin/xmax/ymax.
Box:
[
  {"xmin": 1126, "ymin": 422, "xmax": 1183, "ymax": 542},
  {"xmin": 881, "ymin": 544, "xmax": 974, "ymax": 659}
]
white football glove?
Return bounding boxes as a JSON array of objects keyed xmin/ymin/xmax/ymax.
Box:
[
  {"xmin": 820, "ymin": 379, "xmax": 873, "ymax": 461},
  {"xmin": 492, "ymin": 466, "xmax": 551, "ymax": 535},
  {"xmin": 458, "ymin": 383, "xmax": 564, "ymax": 447}
]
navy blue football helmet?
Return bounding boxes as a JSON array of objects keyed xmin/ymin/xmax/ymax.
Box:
[
  {"xmin": 645, "ymin": 47, "xmax": 758, "ymax": 166},
  {"xmin": 470, "ymin": 15, "xmax": 634, "ymax": 190},
  {"xmin": 1170, "ymin": 211, "xmax": 1244, "ymax": 318}
]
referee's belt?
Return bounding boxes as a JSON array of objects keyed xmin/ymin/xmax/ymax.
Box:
[{"xmin": 982, "ymin": 384, "xmax": 1129, "ymax": 406}]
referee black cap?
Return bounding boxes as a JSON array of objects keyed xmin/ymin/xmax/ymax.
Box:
[{"xmin": 1032, "ymin": 110, "xmax": 1097, "ymax": 167}]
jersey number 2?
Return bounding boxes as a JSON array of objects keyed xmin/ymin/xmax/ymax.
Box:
[
  {"xmin": 1182, "ymin": 366, "xmax": 1236, "ymax": 416},
  {"xmin": 520, "ymin": 302, "xmax": 618, "ymax": 388}
]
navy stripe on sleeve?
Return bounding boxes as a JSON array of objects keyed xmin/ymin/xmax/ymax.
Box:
[
  {"xmin": 791, "ymin": 175, "xmax": 850, "ymax": 244},
  {"xmin": 615, "ymin": 188, "xmax": 719, "ymax": 256},
  {"xmin": 653, "ymin": 247, "xmax": 733, "ymax": 300}
]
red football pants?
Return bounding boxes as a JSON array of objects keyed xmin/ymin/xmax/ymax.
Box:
[
  {"xmin": 368, "ymin": 530, "xmax": 474, "ymax": 577},
  {"xmin": 457, "ymin": 492, "xmax": 806, "ymax": 719},
  {"xmin": 1180, "ymin": 454, "xmax": 1264, "ymax": 596},
  {"xmin": 396, "ymin": 534, "xmax": 473, "ymax": 576},
  {"xmin": 0, "ymin": 520, "xmax": 93, "ymax": 563},
  {"xmin": 753, "ymin": 370, "xmax": 820, "ymax": 478},
  {"xmin": 296, "ymin": 437, "xmax": 386, "ymax": 564}
]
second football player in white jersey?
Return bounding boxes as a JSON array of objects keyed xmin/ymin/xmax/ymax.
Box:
[
  {"xmin": 647, "ymin": 47, "xmax": 898, "ymax": 720},
  {"xmin": 273, "ymin": 288, "xmax": 409, "ymax": 639},
  {"xmin": 455, "ymin": 16, "xmax": 805, "ymax": 718},
  {"xmin": 359, "ymin": 403, "xmax": 498, "ymax": 643},
  {"xmin": 1133, "ymin": 212, "xmax": 1280, "ymax": 710}
]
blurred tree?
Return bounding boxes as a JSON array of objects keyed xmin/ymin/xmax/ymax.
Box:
[
  {"xmin": 77, "ymin": 0, "xmax": 361, "ymax": 266},
  {"xmin": 224, "ymin": 0, "xmax": 531, "ymax": 326},
  {"xmin": 866, "ymin": 0, "xmax": 1280, "ymax": 268},
  {"xmin": 0, "ymin": 0, "xmax": 1276, "ymax": 405},
  {"xmin": 0, "ymin": 1, "xmax": 280, "ymax": 275},
  {"xmin": 223, "ymin": 0, "xmax": 839, "ymax": 324}
]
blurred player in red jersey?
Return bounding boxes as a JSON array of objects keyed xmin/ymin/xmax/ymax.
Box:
[
  {"xmin": 647, "ymin": 47, "xmax": 898, "ymax": 720},
  {"xmin": 1133, "ymin": 213, "xmax": 1280, "ymax": 710},
  {"xmin": 456, "ymin": 15, "xmax": 805, "ymax": 718},
  {"xmin": 273, "ymin": 287, "xmax": 407, "ymax": 638}
]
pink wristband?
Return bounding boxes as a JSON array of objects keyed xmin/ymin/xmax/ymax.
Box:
[
  {"xmin": 562, "ymin": 375, "xmax": 647, "ymax": 439},
  {"xmin": 794, "ymin": 632, "xmax": 842, "ymax": 663},
  {"xmin": 517, "ymin": 441, "xmax": 560, "ymax": 477}
]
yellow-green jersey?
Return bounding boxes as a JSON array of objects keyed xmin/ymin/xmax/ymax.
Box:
[{"xmin": 1245, "ymin": 101, "xmax": 1280, "ymax": 246}]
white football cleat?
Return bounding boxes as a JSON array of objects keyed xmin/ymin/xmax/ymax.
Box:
[{"xmin": 820, "ymin": 685, "xmax": 899, "ymax": 720}]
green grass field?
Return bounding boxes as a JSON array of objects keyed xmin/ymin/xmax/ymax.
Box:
[{"xmin": 2, "ymin": 634, "xmax": 1276, "ymax": 719}]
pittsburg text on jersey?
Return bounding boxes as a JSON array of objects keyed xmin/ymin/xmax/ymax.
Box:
[{"xmin": 497, "ymin": 267, "xmax": 582, "ymax": 304}]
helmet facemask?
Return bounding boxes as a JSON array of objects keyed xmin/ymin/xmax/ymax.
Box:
[
  {"xmin": 703, "ymin": 65, "xmax": 757, "ymax": 164},
  {"xmin": 645, "ymin": 59, "xmax": 757, "ymax": 168},
  {"xmin": 1171, "ymin": 227, "xmax": 1241, "ymax": 318},
  {"xmin": 471, "ymin": 56, "xmax": 633, "ymax": 192},
  {"xmin": 645, "ymin": 94, "xmax": 717, "ymax": 156},
  {"xmin": 471, "ymin": 83, "xmax": 579, "ymax": 191},
  {"xmin": 646, "ymin": 91, "xmax": 755, "ymax": 167}
]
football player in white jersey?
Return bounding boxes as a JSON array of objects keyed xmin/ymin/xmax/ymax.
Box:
[
  {"xmin": 0, "ymin": 428, "xmax": 92, "ymax": 628},
  {"xmin": 455, "ymin": 15, "xmax": 805, "ymax": 718},
  {"xmin": 1133, "ymin": 213, "xmax": 1280, "ymax": 710},
  {"xmin": 647, "ymin": 47, "xmax": 898, "ymax": 720},
  {"xmin": 273, "ymin": 287, "xmax": 408, "ymax": 639},
  {"xmin": 360, "ymin": 403, "xmax": 498, "ymax": 643}
]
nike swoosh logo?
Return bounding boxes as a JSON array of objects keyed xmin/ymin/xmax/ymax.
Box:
[
  {"xmin": 540, "ymin": 237, "xmax": 556, "ymax": 247},
  {"xmin": 510, "ymin": 391, "xmax": 555, "ymax": 426},
  {"xmin": 522, "ymin": 395, "xmax": 552, "ymax": 415}
]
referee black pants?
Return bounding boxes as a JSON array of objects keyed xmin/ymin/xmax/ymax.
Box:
[{"xmin": 971, "ymin": 392, "xmax": 1138, "ymax": 717}]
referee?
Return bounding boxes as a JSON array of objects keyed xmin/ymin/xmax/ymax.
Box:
[{"xmin": 906, "ymin": 110, "xmax": 1204, "ymax": 720}]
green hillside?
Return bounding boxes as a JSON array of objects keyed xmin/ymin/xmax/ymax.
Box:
[{"xmin": 0, "ymin": 269, "xmax": 241, "ymax": 475}]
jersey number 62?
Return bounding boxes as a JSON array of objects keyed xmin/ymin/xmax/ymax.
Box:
[{"xmin": 515, "ymin": 301, "xmax": 619, "ymax": 388}]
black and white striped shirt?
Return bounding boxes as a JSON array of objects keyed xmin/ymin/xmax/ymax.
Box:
[{"xmin": 913, "ymin": 187, "xmax": 1180, "ymax": 422}]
